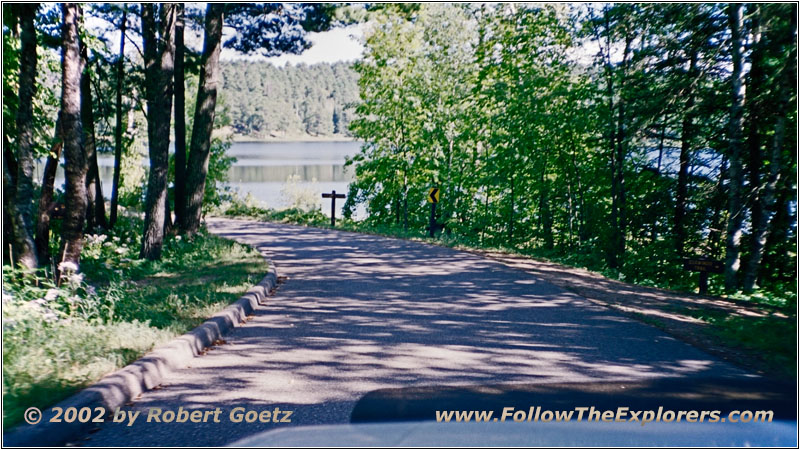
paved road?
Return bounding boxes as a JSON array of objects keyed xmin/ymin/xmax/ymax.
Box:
[{"xmin": 81, "ymin": 218, "xmax": 749, "ymax": 446}]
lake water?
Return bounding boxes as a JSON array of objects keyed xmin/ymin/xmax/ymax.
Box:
[
  {"xmin": 226, "ymin": 141, "xmax": 361, "ymax": 217},
  {"xmin": 42, "ymin": 140, "xmax": 363, "ymax": 218}
]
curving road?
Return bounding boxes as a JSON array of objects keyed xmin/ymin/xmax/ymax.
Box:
[{"xmin": 80, "ymin": 218, "xmax": 750, "ymax": 446}]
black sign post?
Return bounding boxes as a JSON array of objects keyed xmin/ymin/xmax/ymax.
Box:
[
  {"xmin": 683, "ymin": 258, "xmax": 724, "ymax": 295},
  {"xmin": 321, "ymin": 190, "xmax": 346, "ymax": 227}
]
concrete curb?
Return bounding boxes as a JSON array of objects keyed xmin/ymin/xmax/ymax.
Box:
[{"xmin": 3, "ymin": 266, "xmax": 278, "ymax": 447}]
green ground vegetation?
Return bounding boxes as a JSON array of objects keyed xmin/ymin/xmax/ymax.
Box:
[{"xmin": 2, "ymin": 215, "xmax": 268, "ymax": 430}]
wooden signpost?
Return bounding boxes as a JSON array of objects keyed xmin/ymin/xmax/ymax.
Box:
[
  {"xmin": 322, "ymin": 190, "xmax": 346, "ymax": 227},
  {"xmin": 683, "ymin": 258, "xmax": 724, "ymax": 295},
  {"xmin": 427, "ymin": 187, "xmax": 440, "ymax": 238}
]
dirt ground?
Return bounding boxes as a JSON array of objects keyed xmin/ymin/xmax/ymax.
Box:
[{"xmin": 470, "ymin": 249, "xmax": 795, "ymax": 382}]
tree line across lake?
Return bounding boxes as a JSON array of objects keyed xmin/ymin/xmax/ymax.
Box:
[{"xmin": 220, "ymin": 61, "xmax": 359, "ymax": 140}]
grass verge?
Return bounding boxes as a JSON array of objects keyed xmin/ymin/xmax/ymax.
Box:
[
  {"xmin": 2, "ymin": 216, "xmax": 268, "ymax": 430},
  {"xmin": 681, "ymin": 307, "xmax": 796, "ymax": 377}
]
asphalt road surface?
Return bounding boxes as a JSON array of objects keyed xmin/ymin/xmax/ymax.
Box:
[{"xmin": 79, "ymin": 218, "xmax": 752, "ymax": 446}]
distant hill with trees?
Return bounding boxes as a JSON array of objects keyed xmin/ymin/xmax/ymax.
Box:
[{"xmin": 219, "ymin": 61, "xmax": 360, "ymax": 140}]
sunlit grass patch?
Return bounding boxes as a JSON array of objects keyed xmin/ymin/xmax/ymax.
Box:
[{"xmin": 681, "ymin": 307, "xmax": 797, "ymax": 377}]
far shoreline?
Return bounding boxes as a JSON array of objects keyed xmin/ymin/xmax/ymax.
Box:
[{"xmin": 230, "ymin": 134, "xmax": 359, "ymax": 144}]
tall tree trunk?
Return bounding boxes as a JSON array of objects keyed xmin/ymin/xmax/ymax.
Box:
[
  {"xmin": 760, "ymin": 174, "xmax": 794, "ymax": 284},
  {"xmin": 742, "ymin": 17, "xmax": 796, "ymax": 292},
  {"xmin": 179, "ymin": 3, "xmax": 224, "ymax": 235},
  {"xmin": 745, "ymin": 5, "xmax": 765, "ymax": 254},
  {"xmin": 394, "ymin": 195, "xmax": 400, "ymax": 225},
  {"xmin": 140, "ymin": 3, "xmax": 176, "ymax": 260},
  {"xmin": 674, "ymin": 49, "xmax": 698, "ymax": 256},
  {"xmin": 81, "ymin": 46, "xmax": 106, "ymax": 231},
  {"xmin": 164, "ymin": 193, "xmax": 173, "ymax": 234},
  {"xmin": 82, "ymin": 46, "xmax": 96, "ymax": 231},
  {"xmin": 601, "ymin": 9, "xmax": 620, "ymax": 269},
  {"xmin": 110, "ymin": 7, "xmax": 126, "ymax": 227},
  {"xmin": 539, "ymin": 158, "xmax": 553, "ymax": 250},
  {"xmin": 34, "ymin": 115, "xmax": 63, "ymax": 266},
  {"xmin": 656, "ymin": 117, "xmax": 666, "ymax": 174},
  {"xmin": 742, "ymin": 102, "xmax": 786, "ymax": 292},
  {"xmin": 402, "ymin": 184, "xmax": 409, "ymax": 230},
  {"xmin": 58, "ymin": 3, "xmax": 88, "ymax": 272},
  {"xmin": 608, "ymin": 139, "xmax": 619, "ymax": 268},
  {"xmin": 570, "ymin": 145, "xmax": 587, "ymax": 245},
  {"xmin": 724, "ymin": 3, "xmax": 746, "ymax": 291},
  {"xmin": 481, "ymin": 184, "xmax": 490, "ymax": 245},
  {"xmin": 508, "ymin": 173, "xmax": 515, "ymax": 244},
  {"xmin": 611, "ymin": 33, "xmax": 631, "ymax": 268},
  {"xmin": 91, "ymin": 146, "xmax": 107, "ymax": 227},
  {"xmin": 173, "ymin": 3, "xmax": 187, "ymax": 226},
  {"xmin": 3, "ymin": 136, "xmax": 18, "ymax": 264},
  {"xmin": 9, "ymin": 3, "xmax": 39, "ymax": 269},
  {"xmin": 707, "ymin": 157, "xmax": 728, "ymax": 259}
]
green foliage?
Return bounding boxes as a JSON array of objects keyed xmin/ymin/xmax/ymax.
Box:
[
  {"xmin": 716, "ymin": 315, "xmax": 796, "ymax": 374},
  {"xmin": 222, "ymin": 192, "xmax": 328, "ymax": 226},
  {"xmin": 2, "ymin": 266, "xmax": 112, "ymax": 323},
  {"xmin": 346, "ymin": 4, "xmax": 479, "ymax": 231},
  {"xmin": 268, "ymin": 207, "xmax": 328, "ymax": 225},
  {"xmin": 117, "ymin": 139, "xmax": 146, "ymax": 208},
  {"xmin": 3, "ymin": 12, "xmax": 59, "ymax": 157},
  {"xmin": 219, "ymin": 62, "xmax": 359, "ymax": 139},
  {"xmin": 174, "ymin": 71, "xmax": 237, "ymax": 214},
  {"xmin": 729, "ymin": 284, "xmax": 798, "ymax": 311},
  {"xmin": 2, "ymin": 215, "xmax": 268, "ymax": 429},
  {"xmin": 344, "ymin": 3, "xmax": 797, "ymax": 302},
  {"xmin": 221, "ymin": 4, "xmax": 335, "ymax": 57},
  {"xmin": 2, "ymin": 314, "xmax": 171, "ymax": 431},
  {"xmin": 683, "ymin": 307, "xmax": 796, "ymax": 377},
  {"xmin": 2, "ymin": 23, "xmax": 21, "ymax": 141},
  {"xmin": 201, "ymin": 137, "xmax": 236, "ymax": 213}
]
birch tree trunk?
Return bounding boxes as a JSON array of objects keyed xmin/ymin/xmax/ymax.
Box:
[
  {"xmin": 724, "ymin": 3, "xmax": 746, "ymax": 291},
  {"xmin": 742, "ymin": 15, "xmax": 796, "ymax": 292}
]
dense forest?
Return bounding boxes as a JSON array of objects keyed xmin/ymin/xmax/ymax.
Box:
[
  {"xmin": 220, "ymin": 61, "xmax": 359, "ymax": 139},
  {"xmin": 2, "ymin": 2, "xmax": 796, "ymax": 294},
  {"xmin": 2, "ymin": 3, "xmax": 338, "ymax": 268},
  {"xmin": 343, "ymin": 3, "xmax": 797, "ymax": 295}
]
